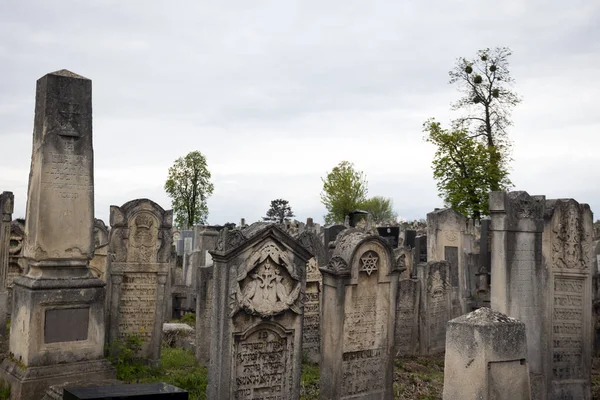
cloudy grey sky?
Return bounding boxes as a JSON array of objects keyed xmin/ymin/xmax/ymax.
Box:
[{"xmin": 1, "ymin": 0, "xmax": 599, "ymax": 226}]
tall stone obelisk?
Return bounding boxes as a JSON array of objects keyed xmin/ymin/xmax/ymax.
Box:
[{"xmin": 0, "ymin": 70, "xmax": 114, "ymax": 399}]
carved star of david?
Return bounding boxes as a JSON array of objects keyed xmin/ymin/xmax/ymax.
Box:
[{"xmin": 360, "ymin": 253, "xmax": 378, "ymax": 276}]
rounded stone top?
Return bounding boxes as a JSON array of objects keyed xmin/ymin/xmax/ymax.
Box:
[
  {"xmin": 450, "ymin": 307, "xmax": 522, "ymax": 326},
  {"xmin": 331, "ymin": 229, "xmax": 369, "ymax": 265}
]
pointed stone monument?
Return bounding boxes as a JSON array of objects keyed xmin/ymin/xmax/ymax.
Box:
[{"xmin": 0, "ymin": 70, "xmax": 114, "ymax": 399}]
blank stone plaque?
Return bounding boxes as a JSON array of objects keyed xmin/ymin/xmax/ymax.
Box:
[{"xmin": 44, "ymin": 307, "xmax": 89, "ymax": 343}]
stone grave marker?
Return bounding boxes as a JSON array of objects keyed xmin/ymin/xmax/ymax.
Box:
[
  {"xmin": 206, "ymin": 223, "xmax": 312, "ymax": 400},
  {"xmin": 107, "ymin": 199, "xmax": 173, "ymax": 365},
  {"xmin": 296, "ymin": 227, "xmax": 326, "ymax": 364},
  {"xmin": 0, "ymin": 70, "xmax": 115, "ymax": 399},
  {"xmin": 394, "ymin": 278, "xmax": 420, "ymax": 356},
  {"xmin": 490, "ymin": 192, "xmax": 593, "ymax": 399},
  {"xmin": 443, "ymin": 308, "xmax": 531, "ymax": 400},
  {"xmin": 89, "ymin": 218, "xmax": 109, "ymax": 280},
  {"xmin": 323, "ymin": 224, "xmax": 346, "ymax": 263},
  {"xmin": 0, "ymin": 191, "xmax": 13, "ymax": 336},
  {"xmin": 319, "ymin": 229, "xmax": 399, "ymax": 399},
  {"xmin": 427, "ymin": 208, "xmax": 467, "ymax": 317},
  {"xmin": 418, "ymin": 261, "xmax": 452, "ymax": 354}
]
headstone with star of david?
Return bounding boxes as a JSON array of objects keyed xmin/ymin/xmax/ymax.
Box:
[{"xmin": 319, "ymin": 229, "xmax": 399, "ymax": 399}]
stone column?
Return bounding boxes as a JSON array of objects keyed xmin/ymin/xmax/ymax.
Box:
[
  {"xmin": 443, "ymin": 307, "xmax": 531, "ymax": 400},
  {"xmin": 0, "ymin": 70, "xmax": 115, "ymax": 400},
  {"xmin": 0, "ymin": 192, "xmax": 13, "ymax": 337},
  {"xmin": 489, "ymin": 191, "xmax": 546, "ymax": 399},
  {"xmin": 195, "ymin": 263, "xmax": 213, "ymax": 366}
]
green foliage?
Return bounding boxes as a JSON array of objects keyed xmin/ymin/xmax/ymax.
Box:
[
  {"xmin": 263, "ymin": 199, "xmax": 295, "ymax": 224},
  {"xmin": 164, "ymin": 151, "xmax": 214, "ymax": 229},
  {"xmin": 0, "ymin": 379, "xmax": 10, "ymax": 400},
  {"xmin": 180, "ymin": 313, "xmax": 196, "ymax": 327},
  {"xmin": 106, "ymin": 335, "xmax": 154, "ymax": 382},
  {"xmin": 424, "ymin": 119, "xmax": 511, "ymax": 219},
  {"xmin": 359, "ymin": 196, "xmax": 397, "ymax": 225},
  {"xmin": 425, "ymin": 47, "xmax": 518, "ymax": 218},
  {"xmin": 300, "ymin": 361, "xmax": 320, "ymax": 400},
  {"xmin": 320, "ymin": 161, "xmax": 368, "ymax": 225}
]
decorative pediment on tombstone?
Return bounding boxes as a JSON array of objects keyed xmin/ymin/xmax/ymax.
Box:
[
  {"xmin": 547, "ymin": 199, "xmax": 593, "ymax": 271},
  {"xmin": 210, "ymin": 223, "xmax": 313, "ymax": 319},
  {"xmin": 109, "ymin": 199, "xmax": 173, "ymax": 264}
]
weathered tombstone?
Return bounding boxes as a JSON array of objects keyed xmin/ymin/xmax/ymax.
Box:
[
  {"xmin": 296, "ymin": 228, "xmax": 326, "ymax": 364},
  {"xmin": 107, "ymin": 199, "xmax": 173, "ymax": 365},
  {"xmin": 479, "ymin": 218, "xmax": 491, "ymax": 273},
  {"xmin": 443, "ymin": 308, "xmax": 531, "ymax": 400},
  {"xmin": 542, "ymin": 199, "xmax": 593, "ymax": 399},
  {"xmin": 323, "ymin": 224, "xmax": 346, "ymax": 263},
  {"xmin": 404, "ymin": 229, "xmax": 417, "ymax": 248},
  {"xmin": 490, "ymin": 192, "xmax": 593, "ymax": 399},
  {"xmin": 319, "ymin": 229, "xmax": 399, "ymax": 399},
  {"xmin": 0, "ymin": 70, "xmax": 115, "ymax": 399},
  {"xmin": 89, "ymin": 218, "xmax": 109, "ymax": 280},
  {"xmin": 7, "ymin": 219, "xmax": 26, "ymax": 315},
  {"xmin": 418, "ymin": 261, "xmax": 452, "ymax": 354},
  {"xmin": 377, "ymin": 226, "xmax": 400, "ymax": 249},
  {"xmin": 206, "ymin": 223, "xmax": 312, "ymax": 400},
  {"xmin": 0, "ymin": 192, "xmax": 13, "ymax": 337},
  {"xmin": 427, "ymin": 208, "xmax": 467, "ymax": 316},
  {"xmin": 394, "ymin": 278, "xmax": 420, "ymax": 356}
]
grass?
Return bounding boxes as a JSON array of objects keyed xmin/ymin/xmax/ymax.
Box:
[{"xmin": 115, "ymin": 346, "xmax": 208, "ymax": 400}]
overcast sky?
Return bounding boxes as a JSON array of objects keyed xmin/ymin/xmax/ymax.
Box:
[{"xmin": 1, "ymin": 0, "xmax": 599, "ymax": 226}]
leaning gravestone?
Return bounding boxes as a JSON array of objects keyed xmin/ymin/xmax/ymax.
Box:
[
  {"xmin": 394, "ymin": 278, "xmax": 420, "ymax": 356},
  {"xmin": 0, "ymin": 192, "xmax": 13, "ymax": 337},
  {"xmin": 107, "ymin": 199, "xmax": 173, "ymax": 365},
  {"xmin": 320, "ymin": 229, "xmax": 399, "ymax": 399},
  {"xmin": 206, "ymin": 223, "xmax": 312, "ymax": 400},
  {"xmin": 0, "ymin": 70, "xmax": 115, "ymax": 399},
  {"xmin": 490, "ymin": 192, "xmax": 593, "ymax": 400},
  {"xmin": 296, "ymin": 227, "xmax": 326, "ymax": 364}
]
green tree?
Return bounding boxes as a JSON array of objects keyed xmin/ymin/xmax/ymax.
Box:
[
  {"xmin": 164, "ymin": 151, "xmax": 214, "ymax": 229},
  {"xmin": 263, "ymin": 199, "xmax": 295, "ymax": 224},
  {"xmin": 424, "ymin": 120, "xmax": 510, "ymax": 219},
  {"xmin": 448, "ymin": 46, "xmax": 520, "ymax": 192},
  {"xmin": 425, "ymin": 47, "xmax": 518, "ymax": 218},
  {"xmin": 320, "ymin": 161, "xmax": 368, "ymax": 225},
  {"xmin": 359, "ymin": 196, "xmax": 397, "ymax": 225}
]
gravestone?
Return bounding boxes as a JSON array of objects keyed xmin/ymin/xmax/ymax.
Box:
[
  {"xmin": 63, "ymin": 383, "xmax": 188, "ymax": 400},
  {"xmin": 107, "ymin": 199, "xmax": 173, "ymax": 365},
  {"xmin": 427, "ymin": 208, "xmax": 467, "ymax": 316},
  {"xmin": 319, "ymin": 229, "xmax": 399, "ymax": 399},
  {"xmin": 542, "ymin": 199, "xmax": 592, "ymax": 399},
  {"xmin": 404, "ymin": 229, "xmax": 417, "ymax": 248},
  {"xmin": 377, "ymin": 227, "xmax": 400, "ymax": 249},
  {"xmin": 418, "ymin": 261, "xmax": 452, "ymax": 354},
  {"xmin": 394, "ymin": 278, "xmax": 420, "ymax": 356},
  {"xmin": 7, "ymin": 219, "xmax": 26, "ymax": 315},
  {"xmin": 89, "ymin": 218, "xmax": 109, "ymax": 280},
  {"xmin": 296, "ymin": 228, "xmax": 326, "ymax": 364},
  {"xmin": 490, "ymin": 192, "xmax": 593, "ymax": 399},
  {"xmin": 443, "ymin": 308, "xmax": 531, "ymax": 400},
  {"xmin": 0, "ymin": 70, "xmax": 115, "ymax": 400},
  {"xmin": 323, "ymin": 224, "xmax": 346, "ymax": 263},
  {"xmin": 206, "ymin": 223, "xmax": 312, "ymax": 400},
  {"xmin": 0, "ymin": 192, "xmax": 13, "ymax": 337}
]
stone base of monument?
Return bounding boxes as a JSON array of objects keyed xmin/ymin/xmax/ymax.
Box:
[
  {"xmin": 0, "ymin": 274, "xmax": 116, "ymax": 399},
  {"xmin": 0, "ymin": 359, "xmax": 116, "ymax": 400},
  {"xmin": 63, "ymin": 383, "xmax": 188, "ymax": 399},
  {"xmin": 442, "ymin": 307, "xmax": 531, "ymax": 400}
]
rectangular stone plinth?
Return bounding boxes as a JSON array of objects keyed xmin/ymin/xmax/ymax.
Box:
[
  {"xmin": 9, "ymin": 275, "xmax": 106, "ymax": 368},
  {"xmin": 0, "ymin": 358, "xmax": 115, "ymax": 400},
  {"xmin": 64, "ymin": 383, "xmax": 188, "ymax": 399}
]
